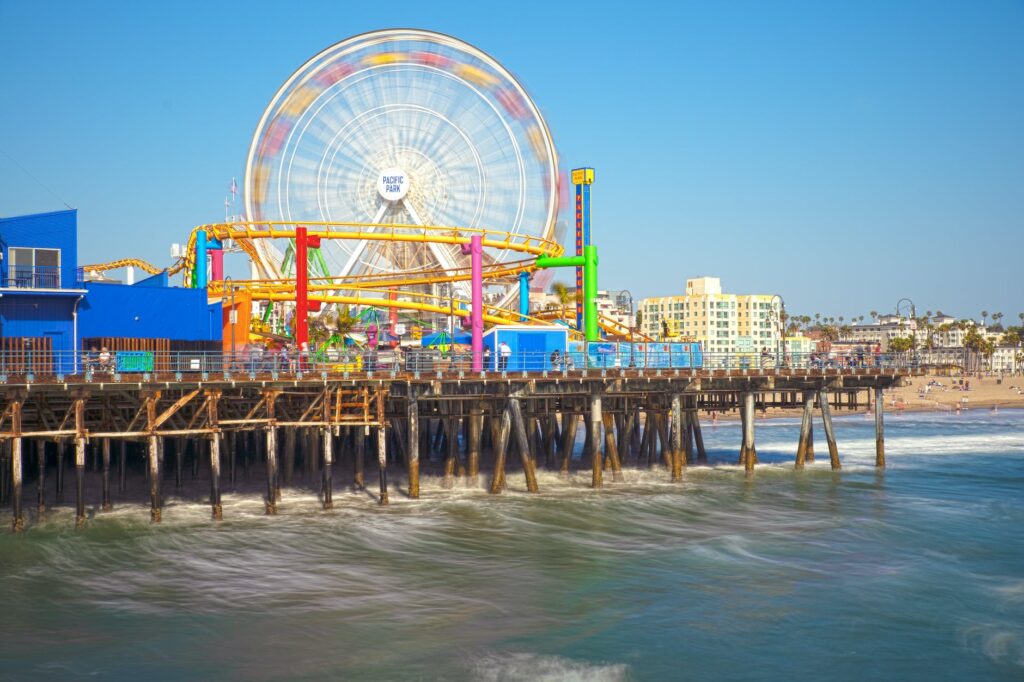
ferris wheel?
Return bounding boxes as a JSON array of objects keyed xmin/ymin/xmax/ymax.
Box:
[{"xmin": 243, "ymin": 28, "xmax": 560, "ymax": 306}]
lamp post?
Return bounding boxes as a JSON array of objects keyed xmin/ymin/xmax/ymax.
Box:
[
  {"xmin": 896, "ymin": 297, "xmax": 917, "ymax": 368},
  {"xmin": 620, "ymin": 289, "xmax": 635, "ymax": 367},
  {"xmin": 224, "ymin": 275, "xmax": 236, "ymax": 369},
  {"xmin": 770, "ymin": 294, "xmax": 786, "ymax": 368}
]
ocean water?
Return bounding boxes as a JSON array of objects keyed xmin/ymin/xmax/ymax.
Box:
[{"xmin": 1, "ymin": 409, "xmax": 1023, "ymax": 681}]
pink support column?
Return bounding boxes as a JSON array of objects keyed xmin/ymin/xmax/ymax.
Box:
[
  {"xmin": 461, "ymin": 236, "xmax": 484, "ymax": 372},
  {"xmin": 210, "ymin": 249, "xmax": 224, "ymax": 282},
  {"xmin": 295, "ymin": 226, "xmax": 309, "ymax": 347}
]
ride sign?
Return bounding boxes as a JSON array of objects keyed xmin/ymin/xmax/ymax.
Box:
[{"xmin": 377, "ymin": 168, "xmax": 410, "ymax": 201}]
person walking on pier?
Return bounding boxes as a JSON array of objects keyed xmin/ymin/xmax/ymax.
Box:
[
  {"xmin": 98, "ymin": 346, "xmax": 112, "ymax": 373},
  {"xmin": 498, "ymin": 341, "xmax": 511, "ymax": 372}
]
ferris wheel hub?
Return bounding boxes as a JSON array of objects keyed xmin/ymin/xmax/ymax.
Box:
[{"xmin": 377, "ymin": 168, "xmax": 410, "ymax": 202}]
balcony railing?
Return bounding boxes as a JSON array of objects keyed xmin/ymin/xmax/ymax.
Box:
[{"xmin": 2, "ymin": 265, "xmax": 82, "ymax": 289}]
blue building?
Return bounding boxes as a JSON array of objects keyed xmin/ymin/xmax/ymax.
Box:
[
  {"xmin": 483, "ymin": 325, "xmax": 568, "ymax": 371},
  {"xmin": 0, "ymin": 210, "xmax": 87, "ymax": 374},
  {"xmin": 1, "ymin": 209, "xmax": 220, "ymax": 375}
]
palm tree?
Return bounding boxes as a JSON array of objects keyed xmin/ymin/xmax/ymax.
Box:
[
  {"xmin": 1019, "ymin": 312, "xmax": 1024, "ymax": 326},
  {"xmin": 869, "ymin": 310, "xmax": 878, "ymax": 322},
  {"xmin": 981, "ymin": 310, "xmax": 989, "ymax": 327},
  {"xmin": 334, "ymin": 305, "xmax": 360, "ymax": 341},
  {"xmin": 551, "ymin": 281, "xmax": 572, "ymax": 307}
]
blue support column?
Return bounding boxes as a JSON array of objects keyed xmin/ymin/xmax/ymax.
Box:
[
  {"xmin": 195, "ymin": 230, "xmax": 208, "ymax": 289},
  {"xmin": 519, "ymin": 271, "xmax": 530, "ymax": 321}
]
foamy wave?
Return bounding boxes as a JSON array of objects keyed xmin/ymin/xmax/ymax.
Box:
[
  {"xmin": 469, "ymin": 652, "xmax": 630, "ymax": 682},
  {"xmin": 959, "ymin": 622, "xmax": 1024, "ymax": 668}
]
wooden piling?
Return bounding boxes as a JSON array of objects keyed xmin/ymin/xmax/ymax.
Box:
[
  {"xmin": 510, "ymin": 397, "xmax": 539, "ymax": 492},
  {"xmin": 56, "ymin": 443, "xmax": 64, "ymax": 503},
  {"xmin": 227, "ymin": 431, "xmax": 237, "ymax": 485},
  {"xmin": 818, "ymin": 390, "xmax": 841, "ymax": 470},
  {"xmin": 36, "ymin": 439, "xmax": 45, "ymax": 516},
  {"xmin": 795, "ymin": 392, "xmax": 813, "ymax": 468},
  {"xmin": 74, "ymin": 398, "xmax": 86, "ymax": 528},
  {"xmin": 377, "ymin": 426, "xmax": 389, "ymax": 505},
  {"xmin": 875, "ymin": 388, "xmax": 885, "ymax": 468},
  {"xmin": 489, "ymin": 405, "xmax": 512, "ymax": 494},
  {"xmin": 265, "ymin": 426, "xmax": 278, "ymax": 514},
  {"xmin": 118, "ymin": 440, "xmax": 127, "ymax": 493},
  {"xmin": 209, "ymin": 434, "xmax": 223, "ymax": 520},
  {"xmin": 639, "ymin": 410, "xmax": 652, "ymax": 467},
  {"xmin": 559, "ymin": 411, "xmax": 578, "ymax": 474},
  {"xmin": 407, "ymin": 394, "xmax": 420, "ymax": 498},
  {"xmin": 148, "ymin": 435, "xmax": 161, "ymax": 522},
  {"xmin": 174, "ymin": 437, "xmax": 184, "ymax": 490},
  {"xmin": 601, "ymin": 412, "xmax": 624, "ymax": 482},
  {"xmin": 283, "ymin": 427, "xmax": 296, "ymax": 487},
  {"xmin": 741, "ymin": 392, "xmax": 756, "ymax": 472},
  {"xmin": 443, "ymin": 414, "xmax": 458, "ymax": 489},
  {"xmin": 670, "ymin": 393, "xmax": 684, "ymax": 481},
  {"xmin": 354, "ymin": 426, "xmax": 365, "ymax": 490},
  {"xmin": 692, "ymin": 404, "xmax": 707, "ymax": 464},
  {"xmin": 10, "ymin": 401, "xmax": 23, "ymax": 533},
  {"xmin": 101, "ymin": 438, "xmax": 112, "ymax": 512},
  {"xmin": 468, "ymin": 402, "xmax": 483, "ymax": 486},
  {"xmin": 589, "ymin": 389, "xmax": 603, "ymax": 489},
  {"xmin": 322, "ymin": 427, "xmax": 334, "ymax": 509}
]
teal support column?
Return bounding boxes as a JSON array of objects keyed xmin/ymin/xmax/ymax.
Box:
[
  {"xmin": 519, "ymin": 271, "xmax": 530, "ymax": 321},
  {"xmin": 195, "ymin": 230, "xmax": 208, "ymax": 289}
]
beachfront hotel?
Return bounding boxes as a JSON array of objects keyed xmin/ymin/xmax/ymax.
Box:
[{"xmin": 639, "ymin": 277, "xmax": 784, "ymax": 355}]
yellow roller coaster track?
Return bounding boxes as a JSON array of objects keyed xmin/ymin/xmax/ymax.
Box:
[{"xmin": 83, "ymin": 221, "xmax": 600, "ymax": 337}]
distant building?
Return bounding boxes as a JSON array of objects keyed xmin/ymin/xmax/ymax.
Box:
[
  {"xmin": 531, "ymin": 289, "xmax": 633, "ymax": 330},
  {"xmin": 843, "ymin": 317, "xmax": 917, "ymax": 350},
  {"xmin": 1, "ymin": 209, "xmax": 220, "ymax": 375},
  {"xmin": 639, "ymin": 277, "xmax": 781, "ymax": 357}
]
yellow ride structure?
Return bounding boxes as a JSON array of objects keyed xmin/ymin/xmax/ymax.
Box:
[{"xmin": 82, "ymin": 221, "xmax": 608, "ymax": 339}]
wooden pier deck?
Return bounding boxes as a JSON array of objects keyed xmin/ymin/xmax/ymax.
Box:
[{"xmin": 1, "ymin": 366, "xmax": 916, "ymax": 531}]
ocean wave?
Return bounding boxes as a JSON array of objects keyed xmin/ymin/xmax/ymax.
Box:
[
  {"xmin": 959, "ymin": 622, "xmax": 1024, "ymax": 668},
  {"xmin": 469, "ymin": 652, "xmax": 630, "ymax": 682}
]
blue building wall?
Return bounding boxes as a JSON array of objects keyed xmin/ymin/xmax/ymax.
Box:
[
  {"xmin": 483, "ymin": 326, "xmax": 568, "ymax": 371},
  {"xmin": 79, "ymin": 282, "xmax": 221, "ymax": 342},
  {"xmin": 0, "ymin": 209, "xmax": 79, "ymax": 287},
  {"xmin": 1, "ymin": 210, "xmax": 220, "ymax": 376}
]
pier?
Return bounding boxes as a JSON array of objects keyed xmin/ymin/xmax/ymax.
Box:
[{"xmin": 1, "ymin": 362, "xmax": 915, "ymax": 532}]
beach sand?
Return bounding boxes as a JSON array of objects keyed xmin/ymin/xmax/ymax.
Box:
[{"xmin": 706, "ymin": 373, "xmax": 1024, "ymax": 422}]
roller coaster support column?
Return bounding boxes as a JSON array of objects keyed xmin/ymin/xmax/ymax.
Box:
[
  {"xmin": 535, "ymin": 245, "xmax": 599, "ymax": 342},
  {"xmin": 519, "ymin": 272, "xmax": 530, "ymax": 321},
  {"xmin": 461, "ymin": 235, "xmax": 484, "ymax": 372},
  {"xmin": 295, "ymin": 226, "xmax": 309, "ymax": 347},
  {"xmin": 293, "ymin": 227, "xmax": 322, "ymax": 347},
  {"xmin": 195, "ymin": 230, "xmax": 208, "ymax": 289},
  {"xmin": 193, "ymin": 231, "xmax": 222, "ymax": 288},
  {"xmin": 210, "ymin": 242, "xmax": 224, "ymax": 282}
]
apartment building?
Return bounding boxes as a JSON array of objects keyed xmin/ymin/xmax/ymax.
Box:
[{"xmin": 639, "ymin": 277, "xmax": 781, "ymax": 355}]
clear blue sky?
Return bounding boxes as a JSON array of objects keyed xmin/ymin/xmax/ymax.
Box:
[{"xmin": 2, "ymin": 1, "xmax": 1022, "ymax": 322}]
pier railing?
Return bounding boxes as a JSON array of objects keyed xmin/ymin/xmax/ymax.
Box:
[{"xmin": 0, "ymin": 348, "xmax": 919, "ymax": 382}]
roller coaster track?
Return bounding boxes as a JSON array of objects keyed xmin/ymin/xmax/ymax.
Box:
[{"xmin": 83, "ymin": 221, "xmax": 590, "ymax": 337}]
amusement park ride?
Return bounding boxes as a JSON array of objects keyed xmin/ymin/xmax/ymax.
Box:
[{"xmin": 81, "ymin": 29, "xmax": 643, "ymax": 362}]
